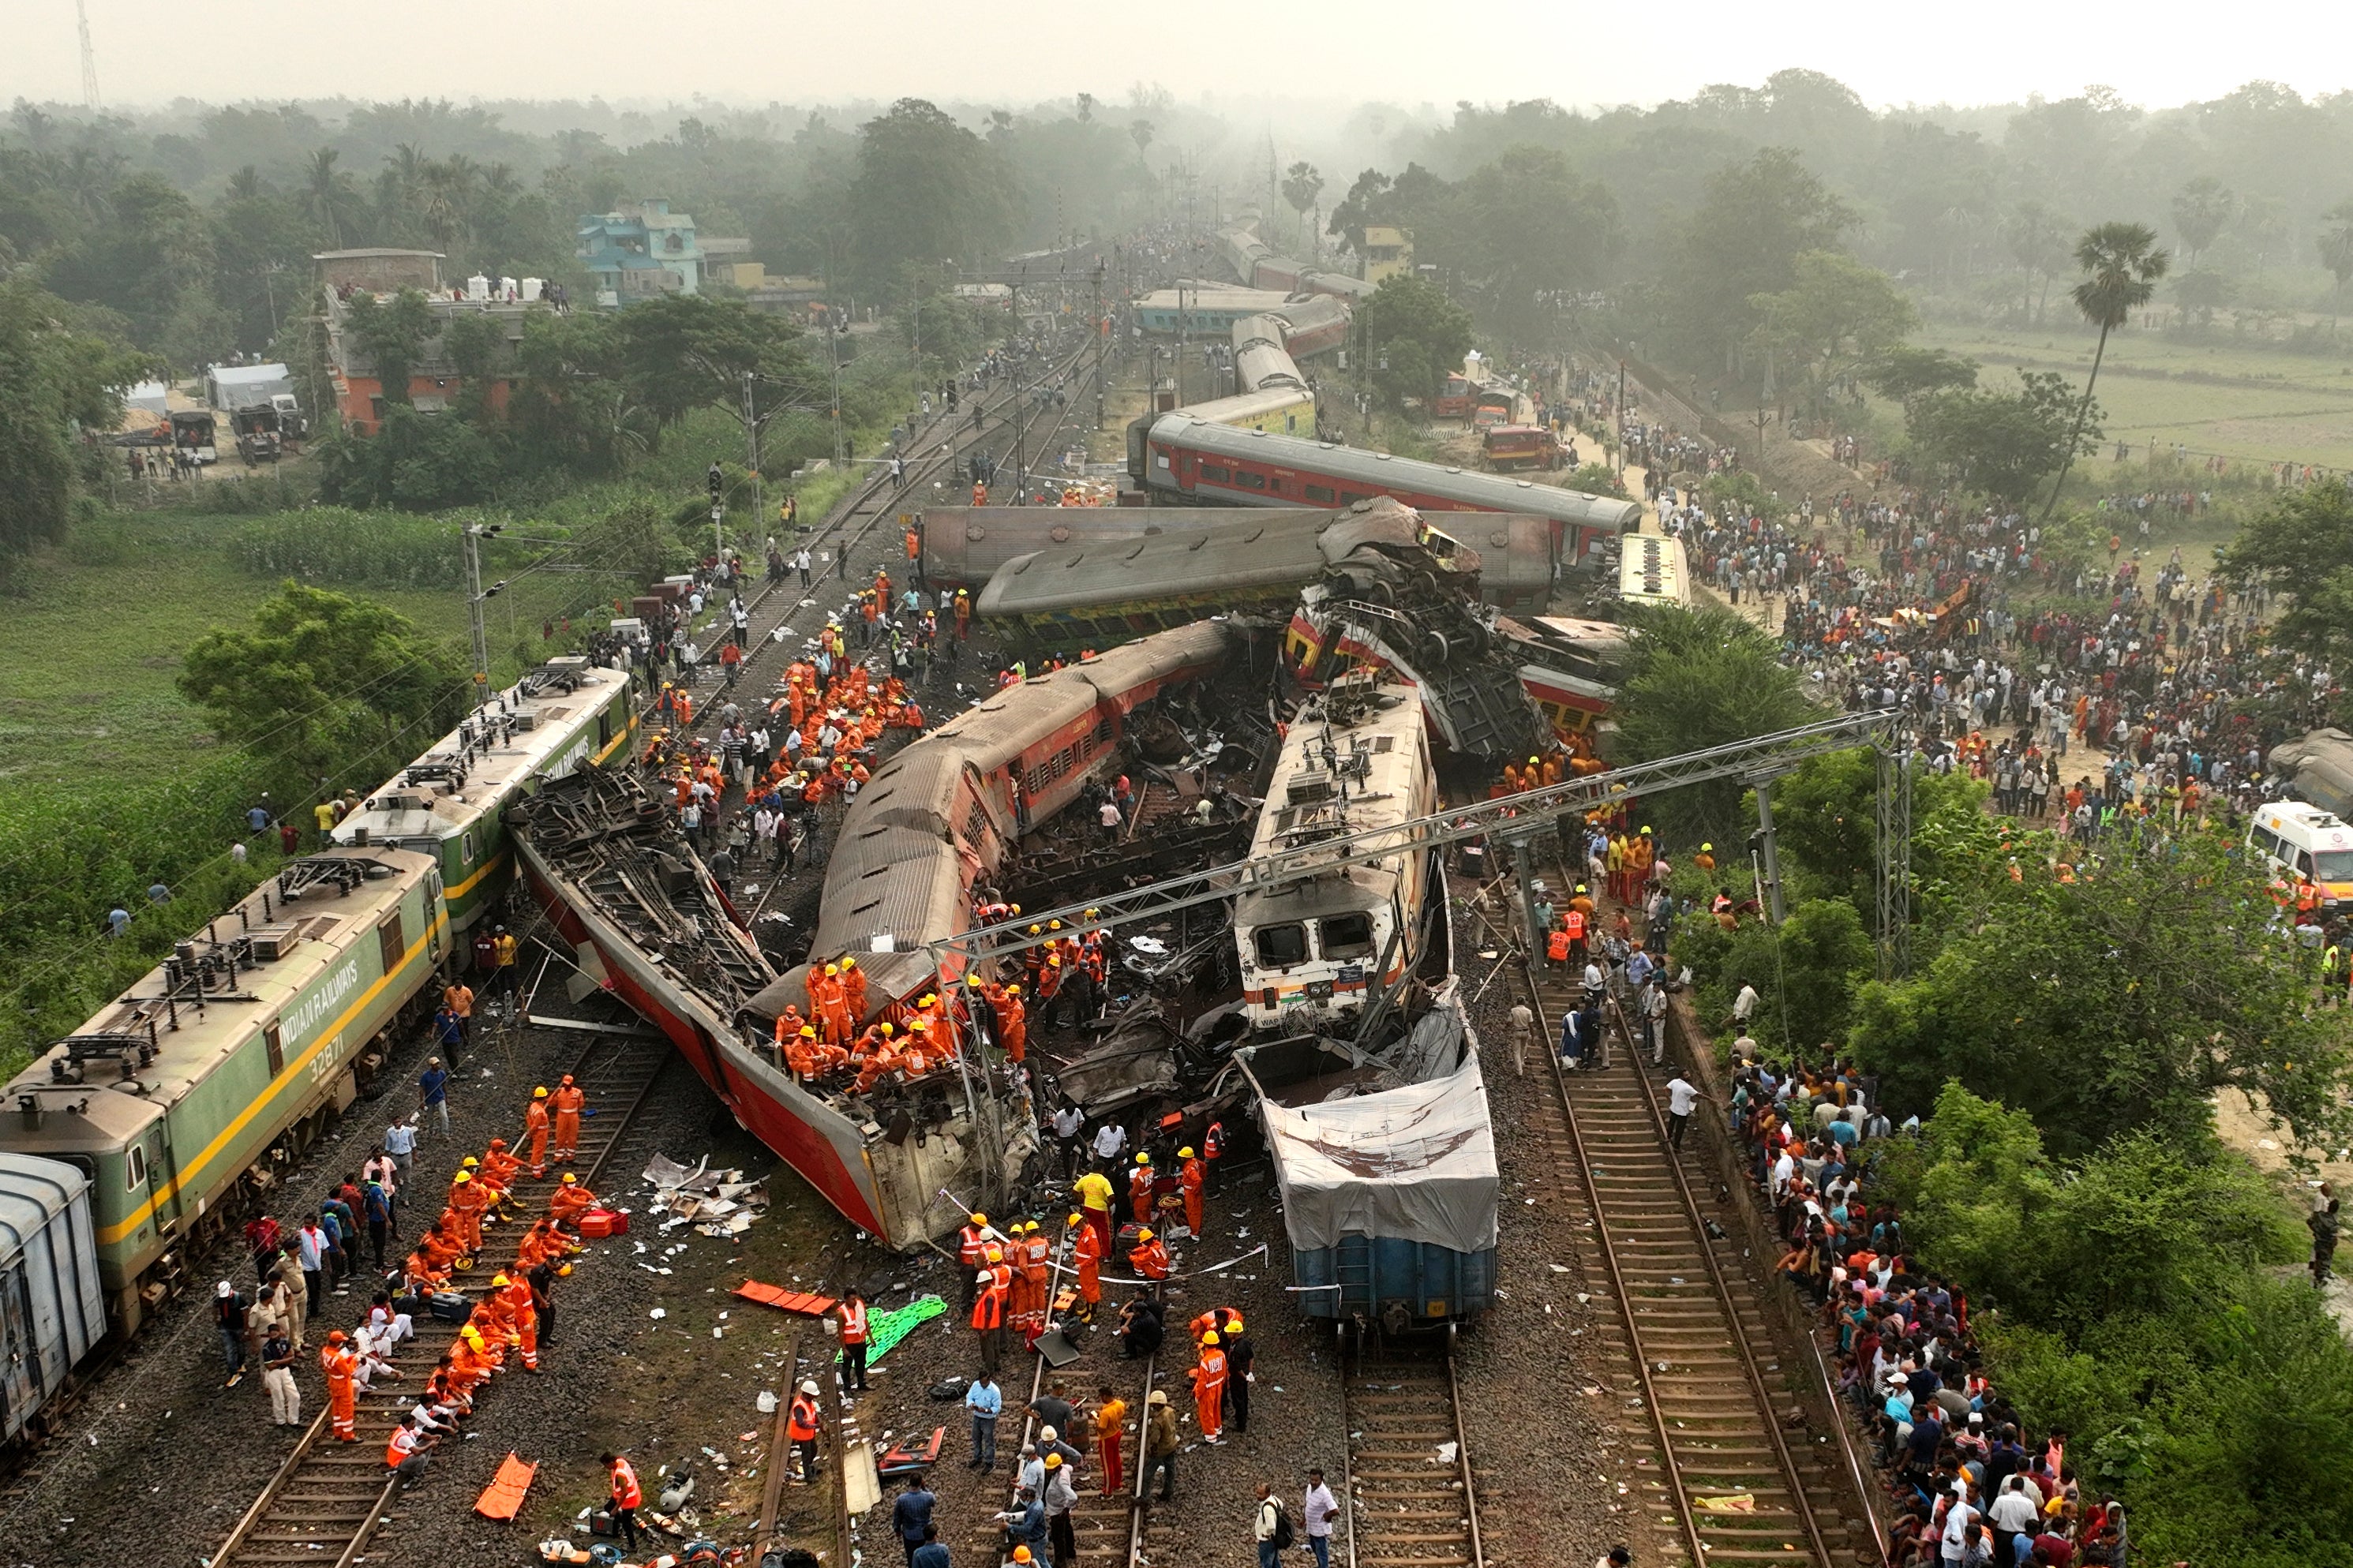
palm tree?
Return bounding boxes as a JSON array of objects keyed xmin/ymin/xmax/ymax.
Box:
[
  {"xmin": 302, "ymin": 148, "xmax": 360, "ymax": 246},
  {"xmin": 2040, "ymin": 221, "xmax": 2169, "ymax": 525},
  {"xmin": 227, "ymin": 164, "xmax": 265, "ymax": 202}
]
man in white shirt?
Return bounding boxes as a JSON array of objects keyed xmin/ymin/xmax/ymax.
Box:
[
  {"xmin": 1732, "ymin": 982, "xmax": 1760, "ymax": 1025},
  {"xmin": 1092, "ymin": 1120, "xmax": 1128, "ymax": 1173},
  {"xmin": 1302, "ymin": 1469, "xmax": 1337, "ymax": 1568},
  {"xmin": 1663, "ymin": 1074, "xmax": 1713, "ymax": 1148}
]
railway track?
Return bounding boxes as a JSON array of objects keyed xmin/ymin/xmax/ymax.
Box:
[
  {"xmin": 1340, "ymin": 1343, "xmax": 1484, "ymax": 1568},
  {"xmin": 1520, "ymin": 864, "xmax": 1872, "ymax": 1568},
  {"xmin": 207, "ymin": 1032, "xmax": 673, "ymax": 1568}
]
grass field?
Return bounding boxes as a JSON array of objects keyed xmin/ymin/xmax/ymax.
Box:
[{"xmin": 1916, "ymin": 320, "xmax": 2353, "ymax": 471}]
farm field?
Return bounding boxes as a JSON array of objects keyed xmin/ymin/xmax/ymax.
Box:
[{"xmin": 1915, "ymin": 320, "xmax": 2353, "ymax": 471}]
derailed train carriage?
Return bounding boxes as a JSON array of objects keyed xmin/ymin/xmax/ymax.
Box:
[{"xmin": 1219, "ymin": 679, "xmax": 1498, "ymax": 1333}]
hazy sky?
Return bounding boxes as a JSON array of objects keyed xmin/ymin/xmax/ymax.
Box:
[{"xmin": 13, "ymin": 0, "xmax": 2351, "ymax": 117}]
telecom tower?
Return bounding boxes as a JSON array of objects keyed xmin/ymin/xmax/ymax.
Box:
[{"xmin": 77, "ymin": 0, "xmax": 100, "ymax": 109}]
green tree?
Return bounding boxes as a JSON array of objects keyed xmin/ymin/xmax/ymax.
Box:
[
  {"xmin": 1658, "ymin": 148, "xmax": 1854, "ymax": 371},
  {"xmin": 2006, "ymin": 200, "xmax": 2072, "ymax": 324},
  {"xmin": 1744, "ymin": 249, "xmax": 1916, "ymax": 415},
  {"xmin": 343, "ymin": 287, "xmax": 435, "ymax": 411},
  {"xmin": 1908, "ymin": 370, "xmax": 2096, "ymax": 507},
  {"xmin": 2216, "ymin": 478, "xmax": 2353, "ymax": 683},
  {"xmin": 2174, "ymin": 267, "xmax": 2235, "ymax": 330},
  {"xmin": 849, "ymin": 99, "xmax": 1014, "ymax": 289},
  {"xmin": 1453, "ymin": 146, "xmax": 1623, "ymax": 342},
  {"xmin": 2040, "ymin": 221, "xmax": 2168, "ymax": 524},
  {"xmin": 0, "ymin": 283, "xmax": 152, "ymax": 578},
  {"xmin": 610, "ymin": 291, "xmax": 811, "ymax": 440},
  {"xmin": 1862, "ymin": 345, "xmax": 1979, "ymax": 410},
  {"xmin": 301, "ymin": 147, "xmax": 364, "ymax": 249},
  {"xmin": 178, "ymin": 582, "xmax": 468, "ymax": 777},
  {"xmin": 1357, "ymin": 271, "xmax": 1472, "ymax": 406},
  {"xmin": 1611, "ymin": 604, "xmax": 1819, "ymax": 840},
  {"xmin": 2170, "ymin": 175, "xmax": 2235, "ymax": 268},
  {"xmin": 1280, "ymin": 160, "xmax": 1324, "ymax": 257},
  {"xmin": 440, "ymin": 310, "xmax": 508, "ymax": 417},
  {"xmin": 1769, "ymin": 745, "xmax": 1995, "ymax": 918},
  {"xmin": 1849, "ymin": 831, "xmax": 2353, "ymax": 1158}
]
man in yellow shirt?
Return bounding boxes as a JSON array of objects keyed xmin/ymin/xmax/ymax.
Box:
[
  {"xmin": 313, "ymin": 799, "xmax": 340, "ymax": 848},
  {"xmin": 1074, "ymin": 1168, "xmax": 1115, "ymax": 1261}
]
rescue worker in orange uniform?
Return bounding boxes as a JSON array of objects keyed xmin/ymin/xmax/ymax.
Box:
[
  {"xmin": 1178, "ymin": 1146, "xmax": 1205, "ymax": 1239},
  {"xmin": 1128, "ymin": 1227, "xmax": 1170, "ymax": 1282},
  {"xmin": 1190, "ymin": 1330, "xmax": 1228, "ymax": 1443},
  {"xmin": 1015, "ymin": 1221, "xmax": 1052, "ymax": 1346},
  {"xmin": 786, "ymin": 1379, "xmax": 823, "ymax": 1482},
  {"xmin": 992, "ymin": 983, "xmax": 1027, "ymax": 1065},
  {"xmin": 321, "ymin": 1330, "xmax": 360, "ymax": 1441},
  {"xmin": 549, "ymin": 1173, "xmax": 597, "ymax": 1227},
  {"xmin": 811, "ymin": 964, "xmax": 851, "ymax": 1046},
  {"xmin": 1067, "ymin": 1211, "xmax": 1103, "ymax": 1322},
  {"xmin": 839, "ymin": 956, "xmax": 867, "ymax": 1025},
  {"xmin": 605, "ymin": 1451, "xmax": 645, "ymax": 1553},
  {"xmin": 478, "ymin": 1139, "xmax": 521, "ymax": 1207},
  {"xmin": 498, "ymin": 1272, "xmax": 540, "ymax": 1372},
  {"xmin": 956, "ymin": 1213, "xmax": 996, "ymax": 1315},
  {"xmin": 1127, "ymin": 1153, "xmax": 1156, "ymax": 1229},
  {"xmin": 523, "ymin": 1086, "xmax": 552, "ymax": 1176},
  {"xmin": 448, "ymin": 1169, "xmax": 486, "ymax": 1255},
  {"xmin": 551, "ymin": 1075, "xmax": 585, "ymax": 1162},
  {"xmin": 1202, "ymin": 1120, "xmax": 1226, "ymax": 1195}
]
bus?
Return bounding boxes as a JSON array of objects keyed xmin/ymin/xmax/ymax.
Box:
[{"xmin": 1617, "ymin": 532, "xmax": 1689, "ymax": 612}]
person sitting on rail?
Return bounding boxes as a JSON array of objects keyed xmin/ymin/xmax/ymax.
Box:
[
  {"xmin": 478, "ymin": 1139, "xmax": 522, "ymax": 1201},
  {"xmin": 1129, "ymin": 1226, "xmax": 1171, "ymax": 1282},
  {"xmin": 549, "ymin": 1173, "xmax": 598, "ymax": 1227}
]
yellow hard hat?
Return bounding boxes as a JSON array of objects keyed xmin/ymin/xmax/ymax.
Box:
[
  {"xmin": 492, "ymin": 1273, "xmax": 510, "ymax": 1286},
  {"xmin": 1084, "ymin": 907, "xmax": 1099, "ymax": 919},
  {"xmin": 1028, "ymin": 924, "xmax": 1043, "ymax": 935},
  {"xmin": 1202, "ymin": 1330, "xmax": 1220, "ymax": 1345},
  {"xmin": 560, "ymin": 1173, "xmax": 576, "ymax": 1184},
  {"xmin": 1135, "ymin": 1152, "xmax": 1150, "ymax": 1165},
  {"xmin": 1701, "ymin": 842, "xmax": 1714, "ymax": 852},
  {"xmin": 534, "ymin": 1086, "xmax": 549, "ymax": 1098},
  {"xmin": 825, "ymin": 962, "xmax": 840, "ymax": 975},
  {"xmin": 1006, "ymin": 984, "xmax": 1021, "ymax": 997},
  {"xmin": 841, "ymin": 956, "xmax": 857, "ymax": 971},
  {"xmin": 1529, "ymin": 755, "xmax": 1540, "ymax": 766},
  {"xmin": 1009, "ymin": 904, "xmax": 1021, "ymax": 915},
  {"xmin": 461, "ymin": 1156, "xmax": 479, "ymax": 1168},
  {"xmin": 800, "ymin": 1025, "xmax": 817, "ymax": 1038},
  {"xmin": 1048, "ymin": 919, "xmax": 1062, "ymax": 930},
  {"xmin": 1044, "ymin": 1452, "xmax": 1063, "ymax": 1469},
  {"xmin": 454, "ymin": 1172, "xmax": 472, "ymax": 1184},
  {"xmin": 985, "ymin": 1246, "xmax": 1004, "ymax": 1262},
  {"xmin": 1227, "ymin": 1315, "xmax": 1243, "ymax": 1333},
  {"xmin": 1179, "ymin": 1147, "xmax": 1195, "ymax": 1158},
  {"xmin": 1137, "ymin": 1228, "xmax": 1154, "ymax": 1241},
  {"xmin": 880, "ymin": 1022, "xmax": 896, "ymax": 1037},
  {"xmin": 965, "ymin": 975, "xmax": 982, "ymax": 987},
  {"xmin": 1066, "ymin": 1212, "xmax": 1082, "ymax": 1227},
  {"xmin": 970, "ymin": 1213, "xmax": 987, "ymax": 1226}
]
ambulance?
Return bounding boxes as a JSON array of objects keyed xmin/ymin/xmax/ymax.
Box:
[{"xmin": 2246, "ymin": 800, "xmax": 2353, "ymax": 915}]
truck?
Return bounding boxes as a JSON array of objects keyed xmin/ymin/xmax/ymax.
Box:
[
  {"xmin": 230, "ymin": 403, "xmax": 282, "ymax": 464},
  {"xmin": 167, "ymin": 410, "xmax": 217, "ymax": 466},
  {"xmin": 1482, "ymin": 424, "xmax": 1565, "ymax": 471}
]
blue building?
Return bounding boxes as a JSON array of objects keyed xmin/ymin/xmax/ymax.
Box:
[{"xmin": 577, "ymin": 199, "xmax": 703, "ymax": 305}]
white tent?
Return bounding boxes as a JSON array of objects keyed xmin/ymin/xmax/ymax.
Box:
[{"xmin": 1261, "ymin": 1051, "xmax": 1498, "ymax": 1254}]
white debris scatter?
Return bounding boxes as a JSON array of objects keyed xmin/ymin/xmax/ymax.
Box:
[
  {"xmin": 650, "ymin": 1308, "xmax": 668, "ymax": 1320},
  {"xmin": 643, "ymin": 1150, "xmax": 770, "ymax": 1236}
]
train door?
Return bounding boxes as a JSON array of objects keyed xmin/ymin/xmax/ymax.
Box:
[{"xmin": 0, "ymin": 1262, "xmax": 39, "ymax": 1432}]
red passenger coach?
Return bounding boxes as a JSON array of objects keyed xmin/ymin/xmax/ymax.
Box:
[{"xmin": 1130, "ymin": 414, "xmax": 1641, "ymax": 569}]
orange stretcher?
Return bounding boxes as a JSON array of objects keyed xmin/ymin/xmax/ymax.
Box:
[
  {"xmin": 733, "ymin": 1279, "xmax": 838, "ymax": 1316},
  {"xmin": 475, "ymin": 1451, "xmax": 539, "ymax": 1520}
]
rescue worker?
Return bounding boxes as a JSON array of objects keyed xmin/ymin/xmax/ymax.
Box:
[
  {"xmin": 837, "ymin": 1286, "xmax": 871, "ymax": 1392},
  {"xmin": 1129, "ymin": 1227, "xmax": 1170, "ymax": 1282},
  {"xmin": 499, "ymin": 1271, "xmax": 540, "ymax": 1372},
  {"xmin": 1202, "ymin": 1120, "xmax": 1226, "ymax": 1195},
  {"xmin": 447, "ymin": 1169, "xmax": 485, "ymax": 1256},
  {"xmin": 1015, "ymin": 1221, "xmax": 1052, "ymax": 1347},
  {"xmin": 788, "ymin": 1379, "xmax": 823, "ymax": 1482},
  {"xmin": 602, "ymin": 1451, "xmax": 644, "ymax": 1554},
  {"xmin": 1074, "ymin": 1167, "xmax": 1115, "ymax": 1259},
  {"xmin": 549, "ymin": 1172, "xmax": 598, "ymax": 1229},
  {"xmin": 321, "ymin": 1329, "xmax": 360, "ymax": 1442},
  {"xmin": 839, "ymin": 955, "xmax": 867, "ymax": 1024},
  {"xmin": 551, "ymin": 1074, "xmax": 585, "ymax": 1163},
  {"xmin": 811, "ymin": 963, "xmax": 852, "ymax": 1046},
  {"xmin": 385, "ymin": 1411, "xmax": 436, "ymax": 1488},
  {"xmin": 971, "ymin": 1248, "xmax": 1011, "ymax": 1372},
  {"xmin": 994, "ymin": 982, "xmax": 1028, "ymax": 1065},
  {"xmin": 1190, "ymin": 1330, "xmax": 1227, "ymax": 1443},
  {"xmin": 1179, "ymin": 1146, "xmax": 1205, "ymax": 1238},
  {"xmin": 524, "ymin": 1086, "xmax": 552, "ymax": 1177},
  {"xmin": 1067, "ymin": 1211, "xmax": 1103, "ymax": 1323},
  {"xmin": 957, "ymin": 1212, "xmax": 996, "ymax": 1315},
  {"xmin": 1127, "ymin": 1153, "xmax": 1155, "ymax": 1229}
]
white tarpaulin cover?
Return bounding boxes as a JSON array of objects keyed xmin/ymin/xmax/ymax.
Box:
[{"xmin": 1261, "ymin": 1052, "xmax": 1499, "ymax": 1253}]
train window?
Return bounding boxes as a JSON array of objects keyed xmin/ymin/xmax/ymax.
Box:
[
  {"xmin": 378, "ymin": 913, "xmax": 407, "ymax": 971},
  {"xmin": 460, "ymin": 830, "xmax": 476, "ymax": 866},
  {"xmin": 1200, "ymin": 463, "xmax": 1231, "ymax": 483},
  {"xmin": 126, "ymin": 1145, "xmax": 146, "ymax": 1192},
  {"xmin": 265, "ymin": 1024, "xmax": 283, "ymax": 1078},
  {"xmin": 1341, "ymin": 492, "xmax": 1373, "ymax": 506},
  {"xmin": 1305, "ymin": 485, "xmax": 1336, "ymax": 503},
  {"xmin": 1318, "ymin": 914, "xmax": 1376, "ymax": 960},
  {"xmin": 597, "ymin": 713, "xmax": 612, "ymax": 748},
  {"xmin": 1233, "ymin": 471, "xmax": 1267, "ymax": 491},
  {"xmin": 1252, "ymin": 924, "xmax": 1308, "ymax": 969}
]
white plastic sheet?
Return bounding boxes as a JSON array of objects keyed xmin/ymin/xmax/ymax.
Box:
[{"xmin": 1260, "ymin": 1052, "xmax": 1498, "ymax": 1253}]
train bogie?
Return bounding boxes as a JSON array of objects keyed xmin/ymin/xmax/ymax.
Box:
[{"xmin": 0, "ymin": 1154, "xmax": 107, "ymax": 1443}]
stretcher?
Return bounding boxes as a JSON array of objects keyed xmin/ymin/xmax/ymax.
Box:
[
  {"xmin": 476, "ymin": 1451, "xmax": 539, "ymax": 1519},
  {"xmin": 733, "ymin": 1279, "xmax": 837, "ymax": 1316},
  {"xmin": 876, "ymin": 1426, "xmax": 944, "ymax": 1477}
]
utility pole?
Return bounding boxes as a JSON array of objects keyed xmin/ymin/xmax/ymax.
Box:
[
  {"xmin": 1092, "ymin": 260, "xmax": 1105, "ymax": 428},
  {"xmin": 77, "ymin": 0, "xmax": 100, "ymax": 109},
  {"xmin": 1616, "ymin": 359, "xmax": 1627, "ymax": 473},
  {"xmin": 828, "ymin": 317, "xmax": 846, "ymax": 466},
  {"xmin": 461, "ymin": 523, "xmax": 506, "ymax": 711},
  {"xmin": 741, "ymin": 370, "xmax": 762, "ymax": 547},
  {"xmin": 1012, "ymin": 357, "xmax": 1027, "ymax": 503}
]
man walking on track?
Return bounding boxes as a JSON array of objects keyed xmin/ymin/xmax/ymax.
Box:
[
  {"xmin": 1191, "ymin": 1330, "xmax": 1227, "ymax": 1443},
  {"xmin": 1093, "ymin": 1383, "xmax": 1128, "ymax": 1495},
  {"xmin": 525, "ymin": 1086, "xmax": 551, "ymax": 1176},
  {"xmin": 837, "ymin": 1287, "xmax": 871, "ymax": 1391},
  {"xmin": 551, "ymin": 1075, "xmax": 585, "ymax": 1162},
  {"xmin": 1663, "ymin": 1072, "xmax": 1713, "ymax": 1148}
]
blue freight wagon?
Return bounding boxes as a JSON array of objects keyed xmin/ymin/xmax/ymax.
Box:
[{"xmin": 1243, "ymin": 1014, "xmax": 1499, "ymax": 1338}]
